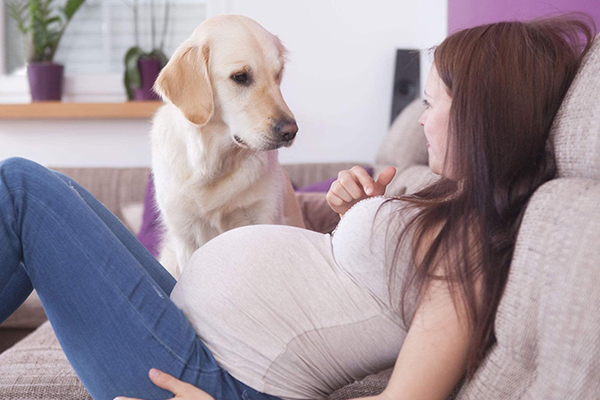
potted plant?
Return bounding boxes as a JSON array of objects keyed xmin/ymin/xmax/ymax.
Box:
[
  {"xmin": 8, "ymin": 0, "xmax": 86, "ymax": 102},
  {"xmin": 124, "ymin": 0, "xmax": 171, "ymax": 101}
]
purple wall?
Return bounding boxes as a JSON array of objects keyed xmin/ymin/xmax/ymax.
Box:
[{"xmin": 448, "ymin": 0, "xmax": 600, "ymax": 34}]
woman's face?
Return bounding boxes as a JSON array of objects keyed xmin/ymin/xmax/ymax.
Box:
[{"xmin": 418, "ymin": 65, "xmax": 453, "ymax": 178}]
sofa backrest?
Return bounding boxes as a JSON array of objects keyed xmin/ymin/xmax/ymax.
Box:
[
  {"xmin": 549, "ymin": 34, "xmax": 600, "ymax": 180},
  {"xmin": 46, "ymin": 166, "xmax": 150, "ymax": 222},
  {"xmin": 456, "ymin": 33, "xmax": 600, "ymax": 399},
  {"xmin": 374, "ymin": 99, "xmax": 428, "ymax": 172},
  {"xmin": 373, "ymin": 99, "xmax": 435, "ymax": 196},
  {"xmin": 457, "ymin": 178, "xmax": 600, "ymax": 399}
]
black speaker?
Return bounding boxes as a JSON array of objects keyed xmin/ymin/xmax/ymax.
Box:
[{"xmin": 390, "ymin": 49, "xmax": 420, "ymax": 125}]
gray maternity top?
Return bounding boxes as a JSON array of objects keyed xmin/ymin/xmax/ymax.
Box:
[{"xmin": 170, "ymin": 196, "xmax": 418, "ymax": 400}]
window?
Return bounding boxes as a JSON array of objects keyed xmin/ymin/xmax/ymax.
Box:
[{"xmin": 0, "ymin": 0, "xmax": 221, "ymax": 102}]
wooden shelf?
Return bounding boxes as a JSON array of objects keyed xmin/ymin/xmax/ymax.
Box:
[{"xmin": 0, "ymin": 101, "xmax": 164, "ymax": 120}]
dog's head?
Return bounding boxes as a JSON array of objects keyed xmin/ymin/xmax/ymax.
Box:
[{"xmin": 154, "ymin": 14, "xmax": 298, "ymax": 151}]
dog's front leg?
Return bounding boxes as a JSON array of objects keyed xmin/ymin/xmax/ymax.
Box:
[
  {"xmin": 157, "ymin": 235, "xmax": 180, "ymax": 278},
  {"xmin": 173, "ymin": 238, "xmax": 200, "ymax": 278}
]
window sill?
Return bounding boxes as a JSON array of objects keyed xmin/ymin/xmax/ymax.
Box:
[{"xmin": 0, "ymin": 101, "xmax": 164, "ymax": 120}]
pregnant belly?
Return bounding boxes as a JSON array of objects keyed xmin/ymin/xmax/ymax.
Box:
[{"xmin": 170, "ymin": 224, "xmax": 404, "ymax": 399}]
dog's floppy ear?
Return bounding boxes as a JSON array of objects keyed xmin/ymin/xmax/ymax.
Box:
[{"xmin": 154, "ymin": 44, "xmax": 214, "ymax": 126}]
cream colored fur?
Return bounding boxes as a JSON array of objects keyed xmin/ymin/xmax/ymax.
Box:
[{"xmin": 150, "ymin": 15, "xmax": 305, "ymax": 279}]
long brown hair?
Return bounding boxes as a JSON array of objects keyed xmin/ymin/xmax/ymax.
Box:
[{"xmin": 381, "ymin": 13, "xmax": 596, "ymax": 381}]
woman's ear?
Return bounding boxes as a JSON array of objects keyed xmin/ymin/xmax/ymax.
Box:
[{"xmin": 153, "ymin": 44, "xmax": 214, "ymax": 126}]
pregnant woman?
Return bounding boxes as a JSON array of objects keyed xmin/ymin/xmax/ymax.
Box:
[{"xmin": 0, "ymin": 13, "xmax": 595, "ymax": 400}]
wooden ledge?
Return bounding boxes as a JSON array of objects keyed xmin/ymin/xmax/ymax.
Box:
[{"xmin": 0, "ymin": 101, "xmax": 164, "ymax": 120}]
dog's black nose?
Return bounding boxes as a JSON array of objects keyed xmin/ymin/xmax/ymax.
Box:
[{"xmin": 272, "ymin": 119, "xmax": 298, "ymax": 142}]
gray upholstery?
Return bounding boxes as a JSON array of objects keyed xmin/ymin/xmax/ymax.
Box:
[
  {"xmin": 549, "ymin": 35, "xmax": 600, "ymax": 180},
  {"xmin": 373, "ymin": 98, "xmax": 434, "ymax": 196},
  {"xmin": 0, "ymin": 322, "xmax": 92, "ymax": 400},
  {"xmin": 374, "ymin": 98, "xmax": 429, "ymax": 173},
  {"xmin": 455, "ymin": 179, "xmax": 600, "ymax": 399}
]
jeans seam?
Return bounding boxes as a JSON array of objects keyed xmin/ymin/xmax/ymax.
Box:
[{"xmin": 8, "ymin": 187, "xmax": 210, "ymax": 372}]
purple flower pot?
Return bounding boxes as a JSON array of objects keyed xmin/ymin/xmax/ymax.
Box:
[
  {"xmin": 132, "ymin": 57, "xmax": 162, "ymax": 101},
  {"xmin": 27, "ymin": 62, "xmax": 64, "ymax": 102}
]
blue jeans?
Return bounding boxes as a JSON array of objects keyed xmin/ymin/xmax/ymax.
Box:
[{"xmin": 0, "ymin": 157, "xmax": 283, "ymax": 400}]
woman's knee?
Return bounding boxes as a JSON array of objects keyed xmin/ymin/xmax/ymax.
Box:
[
  {"xmin": 0, "ymin": 157, "xmax": 54, "ymax": 191},
  {"xmin": 0, "ymin": 156, "xmax": 46, "ymax": 176}
]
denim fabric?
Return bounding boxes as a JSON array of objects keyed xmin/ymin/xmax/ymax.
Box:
[{"xmin": 0, "ymin": 157, "xmax": 282, "ymax": 400}]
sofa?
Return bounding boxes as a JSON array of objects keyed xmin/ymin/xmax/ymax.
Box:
[{"xmin": 1, "ymin": 34, "xmax": 599, "ymax": 399}]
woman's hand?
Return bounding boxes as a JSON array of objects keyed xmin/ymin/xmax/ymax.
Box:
[
  {"xmin": 326, "ymin": 165, "xmax": 396, "ymax": 217},
  {"xmin": 114, "ymin": 368, "xmax": 215, "ymax": 400}
]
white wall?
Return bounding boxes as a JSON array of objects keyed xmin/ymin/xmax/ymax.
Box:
[{"xmin": 0, "ymin": 0, "xmax": 447, "ymax": 167}]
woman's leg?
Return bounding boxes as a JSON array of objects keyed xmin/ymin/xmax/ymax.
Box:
[
  {"xmin": 0, "ymin": 157, "xmax": 271, "ymax": 400},
  {"xmin": 0, "ymin": 168, "xmax": 172, "ymax": 323},
  {"xmin": 0, "ymin": 262, "xmax": 32, "ymax": 322},
  {"xmin": 49, "ymin": 168, "xmax": 175, "ymax": 294}
]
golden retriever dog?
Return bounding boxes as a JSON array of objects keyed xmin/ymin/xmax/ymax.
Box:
[{"xmin": 151, "ymin": 14, "xmax": 305, "ymax": 279}]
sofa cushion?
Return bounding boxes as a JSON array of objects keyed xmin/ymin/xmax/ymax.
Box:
[
  {"xmin": 385, "ymin": 164, "xmax": 440, "ymax": 196},
  {"xmin": 327, "ymin": 368, "xmax": 391, "ymax": 400},
  {"xmin": 550, "ymin": 33, "xmax": 600, "ymax": 180},
  {"xmin": 455, "ymin": 178, "xmax": 600, "ymax": 399},
  {"xmin": 374, "ymin": 98, "xmax": 428, "ymax": 170},
  {"xmin": 328, "ymin": 368, "xmax": 463, "ymax": 400},
  {"xmin": 0, "ymin": 321, "xmax": 91, "ymax": 399},
  {"xmin": 373, "ymin": 98, "xmax": 429, "ymax": 196},
  {"xmin": 121, "ymin": 201, "xmax": 145, "ymax": 236}
]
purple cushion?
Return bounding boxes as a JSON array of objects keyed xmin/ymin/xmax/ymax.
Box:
[
  {"xmin": 294, "ymin": 166, "xmax": 373, "ymax": 192},
  {"xmin": 137, "ymin": 173, "xmax": 164, "ymax": 257}
]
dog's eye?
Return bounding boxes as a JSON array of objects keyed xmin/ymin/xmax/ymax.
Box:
[{"xmin": 231, "ymin": 73, "xmax": 249, "ymax": 85}]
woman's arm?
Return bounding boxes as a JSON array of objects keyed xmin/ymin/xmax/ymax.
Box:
[
  {"xmin": 376, "ymin": 275, "xmax": 474, "ymax": 400},
  {"xmin": 369, "ymin": 223, "xmax": 482, "ymax": 400},
  {"xmin": 347, "ymin": 276, "xmax": 473, "ymax": 400}
]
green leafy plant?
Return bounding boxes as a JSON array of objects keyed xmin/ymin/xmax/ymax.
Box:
[
  {"xmin": 8, "ymin": 0, "xmax": 86, "ymax": 63},
  {"xmin": 123, "ymin": 0, "xmax": 171, "ymax": 100}
]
